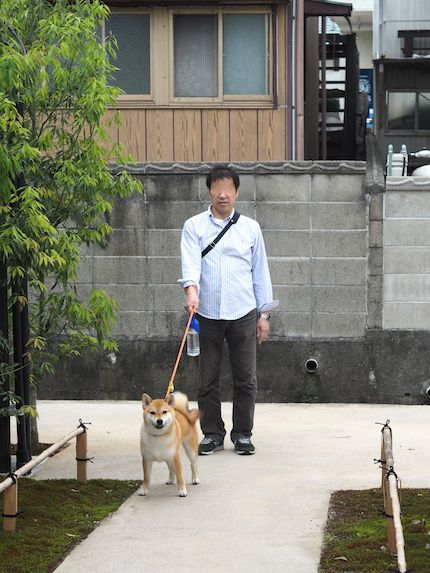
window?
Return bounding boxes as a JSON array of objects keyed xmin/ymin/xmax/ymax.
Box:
[
  {"xmin": 174, "ymin": 15, "xmax": 217, "ymax": 98},
  {"xmin": 172, "ymin": 10, "xmax": 271, "ymax": 101},
  {"xmin": 105, "ymin": 7, "xmax": 273, "ymax": 106},
  {"xmin": 387, "ymin": 91, "xmax": 430, "ymax": 131},
  {"xmin": 104, "ymin": 13, "xmax": 151, "ymax": 96},
  {"xmin": 223, "ymin": 14, "xmax": 269, "ymax": 96}
]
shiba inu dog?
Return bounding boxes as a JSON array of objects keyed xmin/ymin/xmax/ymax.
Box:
[{"xmin": 138, "ymin": 392, "xmax": 200, "ymax": 497}]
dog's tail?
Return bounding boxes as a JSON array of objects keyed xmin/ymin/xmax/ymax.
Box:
[{"xmin": 173, "ymin": 392, "xmax": 200, "ymax": 425}]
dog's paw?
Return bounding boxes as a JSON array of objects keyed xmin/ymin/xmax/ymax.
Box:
[
  {"xmin": 192, "ymin": 478, "xmax": 200, "ymax": 485},
  {"xmin": 137, "ymin": 487, "xmax": 149, "ymax": 496},
  {"xmin": 165, "ymin": 479, "xmax": 175, "ymax": 485},
  {"xmin": 178, "ymin": 489, "xmax": 188, "ymax": 497}
]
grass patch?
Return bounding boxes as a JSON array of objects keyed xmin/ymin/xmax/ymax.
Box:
[
  {"xmin": 319, "ymin": 488, "xmax": 430, "ymax": 573},
  {"xmin": 0, "ymin": 478, "xmax": 140, "ymax": 573}
]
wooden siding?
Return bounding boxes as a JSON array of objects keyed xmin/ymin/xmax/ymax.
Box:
[{"xmin": 111, "ymin": 108, "xmax": 287, "ymax": 162}]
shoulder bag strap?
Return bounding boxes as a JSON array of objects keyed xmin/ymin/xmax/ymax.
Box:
[{"xmin": 201, "ymin": 211, "xmax": 240, "ymax": 258}]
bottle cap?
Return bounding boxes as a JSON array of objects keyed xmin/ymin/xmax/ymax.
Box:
[{"xmin": 188, "ymin": 316, "xmax": 200, "ymax": 333}]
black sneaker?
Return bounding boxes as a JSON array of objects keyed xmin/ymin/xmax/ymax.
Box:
[
  {"xmin": 234, "ymin": 436, "xmax": 255, "ymax": 455},
  {"xmin": 199, "ymin": 436, "xmax": 224, "ymax": 455}
]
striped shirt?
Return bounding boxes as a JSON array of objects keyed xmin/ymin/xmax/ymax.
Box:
[{"xmin": 178, "ymin": 207, "xmax": 276, "ymax": 320}]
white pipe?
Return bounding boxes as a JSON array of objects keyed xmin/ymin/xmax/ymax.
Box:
[
  {"xmin": 295, "ymin": 0, "xmax": 305, "ymax": 160},
  {"xmin": 291, "ymin": 0, "xmax": 297, "ymax": 159}
]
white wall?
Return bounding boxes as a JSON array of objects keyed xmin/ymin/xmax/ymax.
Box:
[
  {"xmin": 352, "ymin": 0, "xmax": 373, "ymax": 10},
  {"xmin": 374, "ymin": 0, "xmax": 430, "ymax": 58},
  {"xmin": 356, "ymin": 30, "xmax": 373, "ymax": 68}
]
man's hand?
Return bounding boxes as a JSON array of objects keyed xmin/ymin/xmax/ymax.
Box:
[
  {"xmin": 184, "ymin": 285, "xmax": 199, "ymax": 314},
  {"xmin": 256, "ymin": 317, "xmax": 269, "ymax": 344}
]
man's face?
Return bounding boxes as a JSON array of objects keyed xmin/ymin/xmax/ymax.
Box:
[{"xmin": 209, "ymin": 177, "xmax": 239, "ymax": 219}]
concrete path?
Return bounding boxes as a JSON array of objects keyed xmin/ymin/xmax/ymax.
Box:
[{"xmin": 19, "ymin": 401, "xmax": 430, "ymax": 573}]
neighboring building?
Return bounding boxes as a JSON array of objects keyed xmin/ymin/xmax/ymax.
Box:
[
  {"xmin": 373, "ymin": 0, "xmax": 430, "ymax": 156},
  {"xmin": 350, "ymin": 0, "xmax": 373, "ymax": 68},
  {"xmin": 104, "ymin": 0, "xmax": 361, "ymax": 162}
]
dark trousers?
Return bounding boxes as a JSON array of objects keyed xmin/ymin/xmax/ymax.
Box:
[{"xmin": 197, "ymin": 309, "xmax": 257, "ymax": 443}]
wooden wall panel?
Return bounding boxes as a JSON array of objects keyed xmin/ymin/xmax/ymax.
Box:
[
  {"xmin": 258, "ymin": 109, "xmax": 286, "ymax": 160},
  {"xmin": 101, "ymin": 111, "xmax": 119, "ymax": 145},
  {"xmin": 174, "ymin": 110, "xmax": 202, "ymax": 161},
  {"xmin": 118, "ymin": 109, "xmax": 146, "ymax": 162},
  {"xmin": 100, "ymin": 111, "xmax": 118, "ymax": 160},
  {"xmin": 229, "ymin": 110, "xmax": 258, "ymax": 161},
  {"xmin": 202, "ymin": 110, "xmax": 230, "ymax": 162},
  {"xmin": 146, "ymin": 110, "xmax": 174, "ymax": 161}
]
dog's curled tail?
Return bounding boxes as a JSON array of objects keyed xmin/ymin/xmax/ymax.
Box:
[{"xmin": 173, "ymin": 392, "xmax": 200, "ymax": 424}]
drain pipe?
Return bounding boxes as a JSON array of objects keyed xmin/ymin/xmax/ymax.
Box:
[
  {"xmin": 295, "ymin": 0, "xmax": 305, "ymax": 160},
  {"xmin": 290, "ymin": 0, "xmax": 297, "ymax": 159},
  {"xmin": 305, "ymin": 358, "xmax": 319, "ymax": 373}
]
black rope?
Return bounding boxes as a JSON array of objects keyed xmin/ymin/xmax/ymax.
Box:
[
  {"xmin": 374, "ymin": 458, "xmax": 386, "ymax": 465},
  {"xmin": 78, "ymin": 419, "xmax": 91, "ymax": 432},
  {"xmin": 2, "ymin": 512, "xmax": 19, "ymax": 518},
  {"xmin": 6, "ymin": 472, "xmax": 18, "ymax": 484},
  {"xmin": 75, "ymin": 457, "xmax": 94, "ymax": 463},
  {"xmin": 375, "ymin": 419, "xmax": 391, "ymax": 433},
  {"xmin": 386, "ymin": 466, "xmax": 398, "ymax": 480}
]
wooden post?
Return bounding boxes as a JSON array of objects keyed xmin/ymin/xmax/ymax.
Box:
[
  {"xmin": 3, "ymin": 481, "xmax": 18, "ymax": 532},
  {"xmin": 380, "ymin": 432, "xmax": 386, "ymax": 488},
  {"xmin": 383, "ymin": 474, "xmax": 396, "ymax": 553},
  {"xmin": 381, "ymin": 426, "xmax": 397, "ymax": 555},
  {"xmin": 76, "ymin": 430, "xmax": 88, "ymax": 483}
]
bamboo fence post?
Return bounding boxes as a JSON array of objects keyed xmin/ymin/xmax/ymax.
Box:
[
  {"xmin": 379, "ymin": 421, "xmax": 407, "ymax": 573},
  {"xmin": 383, "ymin": 472, "xmax": 396, "ymax": 553},
  {"xmin": 76, "ymin": 429, "xmax": 88, "ymax": 483},
  {"xmin": 3, "ymin": 480, "xmax": 18, "ymax": 532},
  {"xmin": 381, "ymin": 426, "xmax": 396, "ymax": 553},
  {"xmin": 388, "ymin": 471, "xmax": 407, "ymax": 573},
  {"xmin": 0, "ymin": 420, "xmax": 90, "ymax": 532}
]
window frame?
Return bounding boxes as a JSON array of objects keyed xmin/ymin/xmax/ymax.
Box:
[
  {"xmin": 103, "ymin": 7, "xmax": 154, "ymax": 107},
  {"xmin": 169, "ymin": 6, "xmax": 273, "ymax": 105},
  {"xmin": 386, "ymin": 89, "xmax": 430, "ymax": 133}
]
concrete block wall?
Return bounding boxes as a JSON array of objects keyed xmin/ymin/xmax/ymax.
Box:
[
  {"xmin": 41, "ymin": 150, "xmax": 430, "ymax": 403},
  {"xmin": 383, "ymin": 177, "xmax": 430, "ymax": 328},
  {"xmin": 76, "ymin": 163, "xmax": 368, "ymax": 341}
]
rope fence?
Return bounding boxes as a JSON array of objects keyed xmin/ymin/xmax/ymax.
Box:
[
  {"xmin": 376, "ymin": 420, "xmax": 407, "ymax": 573},
  {"xmin": 0, "ymin": 419, "xmax": 91, "ymax": 532}
]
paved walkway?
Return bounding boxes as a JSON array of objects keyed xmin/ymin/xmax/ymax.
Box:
[{"xmin": 16, "ymin": 401, "xmax": 430, "ymax": 573}]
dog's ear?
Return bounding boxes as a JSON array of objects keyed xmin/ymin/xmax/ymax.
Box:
[
  {"xmin": 142, "ymin": 393, "xmax": 152, "ymax": 407},
  {"xmin": 166, "ymin": 393, "xmax": 175, "ymax": 407}
]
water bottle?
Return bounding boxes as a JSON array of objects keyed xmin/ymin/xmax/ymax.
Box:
[{"xmin": 186, "ymin": 316, "xmax": 200, "ymax": 357}]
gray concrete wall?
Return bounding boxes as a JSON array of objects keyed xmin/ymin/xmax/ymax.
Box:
[
  {"xmin": 76, "ymin": 162, "xmax": 368, "ymax": 341},
  {"xmin": 39, "ymin": 156, "xmax": 430, "ymax": 404},
  {"xmin": 383, "ymin": 176, "xmax": 430, "ymax": 328}
]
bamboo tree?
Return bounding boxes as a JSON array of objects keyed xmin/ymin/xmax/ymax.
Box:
[{"xmin": 0, "ymin": 0, "xmax": 142, "ymax": 444}]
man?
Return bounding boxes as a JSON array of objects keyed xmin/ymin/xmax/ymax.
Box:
[{"xmin": 178, "ymin": 165, "xmax": 278, "ymax": 455}]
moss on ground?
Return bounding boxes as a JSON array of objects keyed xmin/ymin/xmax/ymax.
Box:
[
  {"xmin": 319, "ymin": 488, "xmax": 430, "ymax": 573},
  {"xmin": 0, "ymin": 478, "xmax": 140, "ymax": 573}
]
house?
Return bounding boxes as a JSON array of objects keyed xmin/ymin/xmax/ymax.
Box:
[
  {"xmin": 104, "ymin": 0, "xmax": 360, "ymax": 162},
  {"xmin": 373, "ymin": 0, "xmax": 430, "ymax": 157}
]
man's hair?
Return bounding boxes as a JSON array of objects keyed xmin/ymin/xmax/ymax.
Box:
[{"xmin": 206, "ymin": 164, "xmax": 240, "ymax": 191}]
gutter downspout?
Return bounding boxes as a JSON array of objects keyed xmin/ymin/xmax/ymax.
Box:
[
  {"xmin": 295, "ymin": 0, "xmax": 305, "ymax": 160},
  {"xmin": 290, "ymin": 0, "xmax": 296, "ymax": 160}
]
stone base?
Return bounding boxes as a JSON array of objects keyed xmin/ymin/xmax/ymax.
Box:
[{"xmin": 39, "ymin": 330, "xmax": 430, "ymax": 405}]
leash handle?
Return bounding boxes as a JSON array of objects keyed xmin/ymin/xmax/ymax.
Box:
[{"xmin": 165, "ymin": 308, "xmax": 196, "ymax": 399}]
